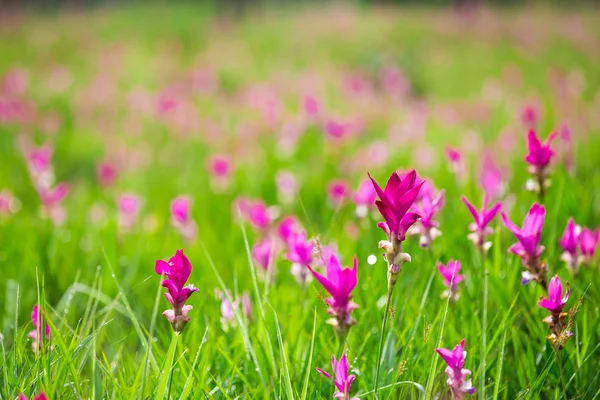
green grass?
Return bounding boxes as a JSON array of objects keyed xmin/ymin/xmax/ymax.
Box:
[{"xmin": 1, "ymin": 3, "xmax": 600, "ymax": 399}]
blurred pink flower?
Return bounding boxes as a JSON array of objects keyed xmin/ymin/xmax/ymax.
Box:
[
  {"xmin": 18, "ymin": 393, "xmax": 48, "ymax": 400},
  {"xmin": 171, "ymin": 196, "xmax": 197, "ymax": 241},
  {"xmin": 97, "ymin": 160, "xmax": 117, "ymax": 187},
  {"xmin": 38, "ymin": 183, "xmax": 69, "ymax": 225},
  {"xmin": 327, "ymin": 180, "xmax": 351, "ymax": 208},
  {"xmin": 438, "ymin": 260, "xmax": 464, "ymax": 302},
  {"xmin": 28, "ymin": 305, "xmax": 50, "ymax": 353},
  {"xmin": 409, "ymin": 186, "xmax": 445, "ymax": 248},
  {"xmin": 520, "ymin": 104, "xmax": 539, "ymax": 130},
  {"xmin": 0, "ymin": 189, "xmax": 18, "ymax": 215},
  {"xmin": 252, "ymin": 237, "xmax": 276, "ymax": 280},
  {"xmin": 303, "ymin": 94, "xmax": 320, "ymax": 118},
  {"xmin": 480, "ymin": 153, "xmax": 504, "ymax": 200},
  {"xmin": 277, "ymin": 216, "xmax": 300, "ymax": 242},
  {"xmin": 3, "ymin": 68, "xmax": 28, "ymax": 96},
  {"xmin": 316, "ymin": 353, "xmax": 358, "ymax": 400},
  {"xmin": 324, "ymin": 119, "xmax": 348, "ymax": 139},
  {"xmin": 353, "ymin": 179, "xmax": 376, "ymax": 218},
  {"xmin": 579, "ymin": 227, "xmax": 599, "ymax": 264},
  {"xmin": 559, "ymin": 217, "xmax": 580, "ymax": 272},
  {"xmin": 275, "ymin": 170, "xmax": 298, "ymax": 204},
  {"xmin": 118, "ymin": 194, "xmax": 141, "ymax": 232}
]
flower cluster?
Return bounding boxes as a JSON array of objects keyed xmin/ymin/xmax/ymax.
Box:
[
  {"xmin": 436, "ymin": 339, "xmax": 476, "ymax": 399},
  {"xmin": 538, "ymin": 275, "xmax": 574, "ymax": 350},
  {"xmin": 501, "ymin": 203, "xmax": 547, "ymax": 287},
  {"xmin": 155, "ymin": 249, "xmax": 199, "ymax": 333}
]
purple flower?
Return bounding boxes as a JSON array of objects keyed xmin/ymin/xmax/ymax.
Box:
[
  {"xmin": 308, "ymin": 254, "xmax": 358, "ymax": 337},
  {"xmin": 526, "ymin": 130, "xmax": 557, "ymax": 169},
  {"xmin": 538, "ymin": 275, "xmax": 570, "ymax": 314},
  {"xmin": 501, "ymin": 204, "xmax": 547, "ymax": 285},
  {"xmin": 316, "ymin": 354, "xmax": 358, "ymax": 400},
  {"xmin": 462, "ymin": 195, "xmax": 502, "ymax": 252},
  {"xmin": 28, "ymin": 305, "xmax": 50, "ymax": 353},
  {"xmin": 287, "ymin": 231, "xmax": 314, "ymax": 266},
  {"xmin": 369, "ymin": 170, "xmax": 423, "ymax": 243},
  {"xmin": 155, "ymin": 249, "xmax": 199, "ymax": 333},
  {"xmin": 579, "ymin": 227, "xmax": 599, "ymax": 260},
  {"xmin": 436, "ymin": 339, "xmax": 476, "ymax": 399},
  {"xmin": 409, "ymin": 187, "xmax": 445, "ymax": 248}
]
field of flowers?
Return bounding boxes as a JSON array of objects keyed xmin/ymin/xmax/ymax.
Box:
[{"xmin": 1, "ymin": 3, "xmax": 600, "ymax": 399}]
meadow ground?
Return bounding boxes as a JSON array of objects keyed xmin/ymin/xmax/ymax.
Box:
[{"xmin": 1, "ymin": 3, "xmax": 600, "ymax": 399}]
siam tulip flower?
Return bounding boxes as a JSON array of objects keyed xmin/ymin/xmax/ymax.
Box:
[
  {"xmin": 117, "ymin": 194, "xmax": 141, "ymax": 232},
  {"xmin": 252, "ymin": 236, "xmax": 277, "ymax": 282},
  {"xmin": 559, "ymin": 218, "xmax": 581, "ymax": 272},
  {"xmin": 436, "ymin": 339, "xmax": 476, "ymax": 399},
  {"xmin": 316, "ymin": 354, "xmax": 359, "ymax": 400},
  {"xmin": 409, "ymin": 186, "xmax": 445, "ymax": 248},
  {"xmin": 216, "ymin": 290, "xmax": 252, "ymax": 331},
  {"xmin": 97, "ymin": 160, "xmax": 117, "ymax": 187},
  {"xmin": 155, "ymin": 249, "xmax": 199, "ymax": 333},
  {"xmin": 307, "ymin": 254, "xmax": 358, "ymax": 339},
  {"xmin": 369, "ymin": 170, "xmax": 423, "ymax": 289},
  {"xmin": 446, "ymin": 146, "xmax": 465, "ymax": 181},
  {"xmin": 579, "ymin": 227, "xmax": 599, "ymax": 266},
  {"xmin": 208, "ymin": 154, "xmax": 232, "ymax": 192},
  {"xmin": 170, "ymin": 196, "xmax": 198, "ymax": 241},
  {"xmin": 277, "ymin": 216, "xmax": 300, "ymax": 243},
  {"xmin": 0, "ymin": 189, "xmax": 18, "ymax": 215},
  {"xmin": 501, "ymin": 203, "xmax": 547, "ymax": 287},
  {"xmin": 324, "ymin": 119, "xmax": 348, "ymax": 139},
  {"xmin": 38, "ymin": 183, "xmax": 69, "ymax": 225},
  {"xmin": 379, "ymin": 65, "xmax": 409, "ymax": 100},
  {"xmin": 18, "ymin": 393, "xmax": 48, "ymax": 400},
  {"xmin": 28, "ymin": 305, "xmax": 50, "ymax": 353},
  {"xmin": 240, "ymin": 200, "xmax": 272, "ymax": 232},
  {"xmin": 538, "ymin": 275, "xmax": 573, "ymax": 349},
  {"xmin": 480, "ymin": 153, "xmax": 505, "ymax": 200},
  {"xmin": 525, "ymin": 130, "xmax": 557, "ymax": 200},
  {"xmin": 275, "ymin": 170, "xmax": 298, "ymax": 204},
  {"xmin": 327, "ymin": 180, "xmax": 351, "ymax": 208},
  {"xmin": 302, "ymin": 94, "xmax": 320, "ymax": 118},
  {"xmin": 462, "ymin": 195, "xmax": 502, "ymax": 254},
  {"xmin": 520, "ymin": 104, "xmax": 539, "ymax": 130},
  {"xmin": 287, "ymin": 231, "xmax": 314, "ymax": 287},
  {"xmin": 438, "ymin": 260, "xmax": 464, "ymax": 302},
  {"xmin": 353, "ymin": 179, "xmax": 376, "ymax": 218},
  {"xmin": 26, "ymin": 144, "xmax": 54, "ymax": 187}
]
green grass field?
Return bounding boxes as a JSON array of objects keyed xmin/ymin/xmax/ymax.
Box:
[{"xmin": 1, "ymin": 3, "xmax": 600, "ymax": 399}]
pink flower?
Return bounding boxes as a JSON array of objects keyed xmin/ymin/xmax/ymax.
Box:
[
  {"xmin": 18, "ymin": 393, "xmax": 48, "ymax": 400},
  {"xmin": 97, "ymin": 160, "xmax": 117, "ymax": 187},
  {"xmin": 308, "ymin": 254, "xmax": 358, "ymax": 336},
  {"xmin": 580, "ymin": 227, "xmax": 599, "ymax": 260},
  {"xmin": 324, "ymin": 119, "xmax": 348, "ymax": 139},
  {"xmin": 28, "ymin": 305, "xmax": 50, "ymax": 353},
  {"xmin": 446, "ymin": 147, "xmax": 465, "ymax": 179},
  {"xmin": 501, "ymin": 203, "xmax": 546, "ymax": 285},
  {"xmin": 559, "ymin": 218, "xmax": 580, "ymax": 270},
  {"xmin": 370, "ymin": 170, "xmax": 423, "ymax": 243},
  {"xmin": 520, "ymin": 105, "xmax": 539, "ymax": 129},
  {"xmin": 287, "ymin": 231, "xmax": 314, "ymax": 266},
  {"xmin": 118, "ymin": 194, "xmax": 141, "ymax": 232},
  {"xmin": 410, "ymin": 187, "xmax": 445, "ymax": 248},
  {"xmin": 252, "ymin": 236, "xmax": 276, "ymax": 273},
  {"xmin": 353, "ymin": 179, "xmax": 376, "ymax": 218},
  {"xmin": 275, "ymin": 170, "xmax": 298, "ymax": 204},
  {"xmin": 480, "ymin": 153, "xmax": 504, "ymax": 199},
  {"xmin": 327, "ymin": 180, "xmax": 351, "ymax": 208},
  {"xmin": 438, "ymin": 260, "xmax": 464, "ymax": 288},
  {"xmin": 208, "ymin": 154, "xmax": 231, "ymax": 178},
  {"xmin": 0, "ymin": 189, "xmax": 18, "ymax": 214},
  {"xmin": 38, "ymin": 183, "xmax": 69, "ymax": 225},
  {"xmin": 303, "ymin": 94, "xmax": 320, "ymax": 117},
  {"xmin": 26, "ymin": 145, "xmax": 53, "ymax": 176},
  {"xmin": 436, "ymin": 339, "xmax": 476, "ymax": 399},
  {"xmin": 277, "ymin": 216, "xmax": 300, "ymax": 242},
  {"xmin": 462, "ymin": 195, "xmax": 502, "ymax": 252},
  {"xmin": 155, "ymin": 249, "xmax": 199, "ymax": 333},
  {"xmin": 526, "ymin": 130, "xmax": 557, "ymax": 169},
  {"xmin": 170, "ymin": 196, "xmax": 197, "ymax": 241},
  {"xmin": 538, "ymin": 275, "xmax": 570, "ymax": 314},
  {"xmin": 316, "ymin": 354, "xmax": 358, "ymax": 400}
]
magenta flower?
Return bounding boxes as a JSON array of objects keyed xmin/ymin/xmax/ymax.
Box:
[
  {"xmin": 208, "ymin": 154, "xmax": 232, "ymax": 192},
  {"xmin": 155, "ymin": 249, "xmax": 199, "ymax": 333},
  {"xmin": 501, "ymin": 203, "xmax": 547, "ymax": 286},
  {"xmin": 538, "ymin": 275, "xmax": 570, "ymax": 314},
  {"xmin": 580, "ymin": 227, "xmax": 599, "ymax": 263},
  {"xmin": 409, "ymin": 187, "xmax": 445, "ymax": 248},
  {"xmin": 462, "ymin": 195, "xmax": 502, "ymax": 253},
  {"xmin": 538, "ymin": 275, "xmax": 574, "ymax": 349},
  {"xmin": 369, "ymin": 170, "xmax": 423, "ymax": 243},
  {"xmin": 525, "ymin": 130, "xmax": 557, "ymax": 199},
  {"xmin": 26, "ymin": 144, "xmax": 53, "ymax": 177},
  {"xmin": 277, "ymin": 216, "xmax": 300, "ymax": 242},
  {"xmin": 28, "ymin": 305, "xmax": 50, "ymax": 353},
  {"xmin": 324, "ymin": 119, "xmax": 348, "ymax": 139},
  {"xmin": 316, "ymin": 354, "xmax": 358, "ymax": 400},
  {"xmin": 97, "ymin": 160, "xmax": 117, "ymax": 187},
  {"xmin": 247, "ymin": 201, "xmax": 272, "ymax": 231},
  {"xmin": 252, "ymin": 236, "xmax": 277, "ymax": 283},
  {"xmin": 303, "ymin": 94, "xmax": 320, "ymax": 118},
  {"xmin": 559, "ymin": 218, "xmax": 580, "ymax": 271},
  {"xmin": 327, "ymin": 180, "xmax": 351, "ymax": 208},
  {"xmin": 117, "ymin": 194, "xmax": 141, "ymax": 232},
  {"xmin": 436, "ymin": 340, "xmax": 476, "ymax": 399},
  {"xmin": 170, "ymin": 196, "xmax": 197, "ymax": 241},
  {"xmin": 438, "ymin": 260, "xmax": 464, "ymax": 302},
  {"xmin": 446, "ymin": 146, "xmax": 465, "ymax": 180},
  {"xmin": 18, "ymin": 393, "xmax": 48, "ymax": 400},
  {"xmin": 307, "ymin": 254, "xmax": 358, "ymax": 337},
  {"xmin": 353, "ymin": 179, "xmax": 376, "ymax": 218},
  {"xmin": 38, "ymin": 183, "xmax": 69, "ymax": 225},
  {"xmin": 287, "ymin": 231, "xmax": 314, "ymax": 265}
]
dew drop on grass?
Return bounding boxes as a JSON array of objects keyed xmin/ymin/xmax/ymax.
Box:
[
  {"xmin": 367, "ymin": 254, "xmax": 377, "ymax": 265},
  {"xmin": 111, "ymin": 274, "xmax": 116, "ymax": 278},
  {"xmin": 96, "ymin": 265, "xmax": 102, "ymax": 271}
]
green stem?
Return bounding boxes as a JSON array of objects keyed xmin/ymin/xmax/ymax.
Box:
[
  {"xmin": 556, "ymin": 348, "xmax": 567, "ymax": 398},
  {"xmin": 479, "ymin": 251, "xmax": 488, "ymax": 399},
  {"xmin": 374, "ymin": 288, "xmax": 394, "ymax": 399}
]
